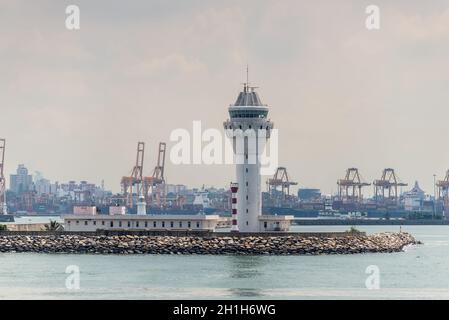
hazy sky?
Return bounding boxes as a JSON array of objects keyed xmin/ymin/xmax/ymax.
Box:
[{"xmin": 1, "ymin": 0, "xmax": 449, "ymax": 195}]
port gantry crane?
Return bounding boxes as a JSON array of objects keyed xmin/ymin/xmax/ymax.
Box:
[
  {"xmin": 337, "ymin": 168, "xmax": 370, "ymax": 202},
  {"xmin": 0, "ymin": 138, "xmax": 6, "ymax": 214},
  {"xmin": 144, "ymin": 142, "xmax": 167, "ymax": 207},
  {"xmin": 373, "ymin": 168, "xmax": 407, "ymax": 204},
  {"xmin": 437, "ymin": 170, "xmax": 449, "ymax": 208},
  {"xmin": 121, "ymin": 142, "xmax": 145, "ymax": 208},
  {"xmin": 267, "ymin": 167, "xmax": 298, "ymax": 199}
]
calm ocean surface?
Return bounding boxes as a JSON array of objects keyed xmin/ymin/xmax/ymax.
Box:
[{"xmin": 1, "ymin": 223, "xmax": 448, "ymax": 300}]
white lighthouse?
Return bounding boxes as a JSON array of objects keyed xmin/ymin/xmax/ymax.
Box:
[{"xmin": 224, "ymin": 81, "xmax": 274, "ymax": 232}]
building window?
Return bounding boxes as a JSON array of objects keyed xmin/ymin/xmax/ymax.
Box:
[
  {"xmin": 188, "ymin": 221, "xmax": 191, "ymax": 228},
  {"xmin": 246, "ymin": 168, "xmax": 248, "ymax": 173},
  {"xmin": 76, "ymin": 220, "xmax": 79, "ymax": 225},
  {"xmin": 84, "ymin": 221, "xmax": 88, "ymax": 226},
  {"xmin": 246, "ymin": 221, "xmax": 249, "ymax": 226},
  {"xmin": 153, "ymin": 221, "xmax": 157, "ymax": 228},
  {"xmin": 102, "ymin": 221, "xmax": 105, "ymax": 226},
  {"xmin": 264, "ymin": 221, "xmax": 267, "ymax": 229},
  {"xmin": 119, "ymin": 221, "xmax": 122, "ymax": 227},
  {"xmin": 162, "ymin": 221, "xmax": 165, "ymax": 228},
  {"xmin": 246, "ymin": 195, "xmax": 248, "ymax": 200},
  {"xmin": 246, "ymin": 209, "xmax": 248, "ymax": 213},
  {"xmin": 170, "ymin": 221, "xmax": 174, "ymax": 228},
  {"xmin": 93, "ymin": 221, "xmax": 97, "ymax": 226},
  {"xmin": 67, "ymin": 221, "xmax": 71, "ymax": 224},
  {"xmin": 246, "ymin": 181, "xmax": 248, "ymax": 186},
  {"xmin": 196, "ymin": 222, "xmax": 200, "ymax": 228},
  {"xmin": 110, "ymin": 221, "xmax": 114, "ymax": 227},
  {"xmin": 136, "ymin": 222, "xmax": 139, "ymax": 228},
  {"xmin": 127, "ymin": 221, "xmax": 131, "ymax": 227},
  {"xmin": 145, "ymin": 221, "xmax": 148, "ymax": 228},
  {"xmin": 179, "ymin": 221, "xmax": 182, "ymax": 228}
]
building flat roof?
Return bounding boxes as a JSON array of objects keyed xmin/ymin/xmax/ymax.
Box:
[
  {"xmin": 64, "ymin": 214, "xmax": 221, "ymax": 221},
  {"xmin": 258, "ymin": 215, "xmax": 295, "ymax": 221}
]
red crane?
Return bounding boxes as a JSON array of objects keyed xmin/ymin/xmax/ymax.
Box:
[
  {"xmin": 121, "ymin": 142, "xmax": 145, "ymax": 208},
  {"xmin": 337, "ymin": 168, "xmax": 370, "ymax": 202},
  {"xmin": 373, "ymin": 168, "xmax": 407, "ymax": 203},
  {"xmin": 144, "ymin": 142, "xmax": 167, "ymax": 207}
]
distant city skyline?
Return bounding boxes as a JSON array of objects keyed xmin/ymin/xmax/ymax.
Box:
[{"xmin": 2, "ymin": 0, "xmax": 449, "ymax": 195}]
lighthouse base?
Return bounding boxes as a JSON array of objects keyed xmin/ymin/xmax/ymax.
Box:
[{"xmin": 232, "ymin": 215, "xmax": 295, "ymax": 232}]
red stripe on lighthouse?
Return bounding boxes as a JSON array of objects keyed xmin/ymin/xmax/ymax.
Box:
[{"xmin": 230, "ymin": 182, "xmax": 239, "ymax": 232}]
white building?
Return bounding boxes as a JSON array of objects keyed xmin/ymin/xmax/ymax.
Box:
[
  {"xmin": 259, "ymin": 215, "xmax": 294, "ymax": 232},
  {"xmin": 224, "ymin": 82, "xmax": 293, "ymax": 232},
  {"xmin": 64, "ymin": 214, "xmax": 222, "ymax": 232}
]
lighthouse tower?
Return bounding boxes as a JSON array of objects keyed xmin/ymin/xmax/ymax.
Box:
[{"xmin": 224, "ymin": 80, "xmax": 273, "ymax": 232}]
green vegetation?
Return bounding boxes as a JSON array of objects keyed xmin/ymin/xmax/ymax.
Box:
[
  {"xmin": 0, "ymin": 225, "xmax": 7, "ymax": 231},
  {"xmin": 348, "ymin": 226, "xmax": 361, "ymax": 234},
  {"xmin": 45, "ymin": 220, "xmax": 63, "ymax": 232}
]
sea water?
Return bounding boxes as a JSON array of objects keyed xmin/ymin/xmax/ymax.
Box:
[{"xmin": 0, "ymin": 225, "xmax": 447, "ymax": 299}]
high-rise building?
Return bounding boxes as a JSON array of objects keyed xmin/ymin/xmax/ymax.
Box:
[
  {"xmin": 35, "ymin": 178, "xmax": 52, "ymax": 195},
  {"xmin": 9, "ymin": 164, "xmax": 33, "ymax": 194}
]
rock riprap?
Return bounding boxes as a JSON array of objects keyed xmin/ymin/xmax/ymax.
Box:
[{"xmin": 0, "ymin": 232, "xmax": 419, "ymax": 255}]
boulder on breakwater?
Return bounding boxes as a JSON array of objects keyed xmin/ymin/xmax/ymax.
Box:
[{"xmin": 0, "ymin": 232, "xmax": 420, "ymax": 255}]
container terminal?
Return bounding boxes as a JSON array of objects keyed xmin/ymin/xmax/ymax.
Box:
[
  {"xmin": 1, "ymin": 83, "xmax": 449, "ymax": 223},
  {"xmin": 1, "ymin": 142, "xmax": 448, "ymax": 222}
]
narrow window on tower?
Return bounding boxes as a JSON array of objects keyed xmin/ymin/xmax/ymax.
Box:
[
  {"xmin": 246, "ymin": 195, "xmax": 248, "ymax": 200},
  {"xmin": 246, "ymin": 181, "xmax": 248, "ymax": 186},
  {"xmin": 246, "ymin": 168, "xmax": 248, "ymax": 173},
  {"xmin": 246, "ymin": 209, "xmax": 248, "ymax": 213}
]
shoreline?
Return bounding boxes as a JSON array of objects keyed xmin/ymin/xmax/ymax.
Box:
[
  {"xmin": 0, "ymin": 232, "xmax": 419, "ymax": 255},
  {"xmin": 293, "ymin": 219, "xmax": 449, "ymax": 225}
]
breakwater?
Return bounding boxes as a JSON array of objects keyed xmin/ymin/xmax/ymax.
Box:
[
  {"xmin": 0, "ymin": 232, "xmax": 419, "ymax": 255},
  {"xmin": 294, "ymin": 219, "xmax": 449, "ymax": 226}
]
